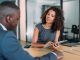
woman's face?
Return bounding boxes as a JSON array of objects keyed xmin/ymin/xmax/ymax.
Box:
[{"xmin": 46, "ymin": 10, "xmax": 56, "ymax": 24}]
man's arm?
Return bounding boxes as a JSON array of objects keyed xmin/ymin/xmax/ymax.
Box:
[{"xmin": 1, "ymin": 31, "xmax": 34, "ymax": 60}]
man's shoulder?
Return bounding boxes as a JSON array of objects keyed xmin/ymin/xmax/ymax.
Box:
[
  {"xmin": 0, "ymin": 29, "xmax": 16, "ymax": 39},
  {"xmin": 0, "ymin": 30, "xmax": 17, "ymax": 48},
  {"xmin": 0, "ymin": 29, "xmax": 7, "ymax": 38}
]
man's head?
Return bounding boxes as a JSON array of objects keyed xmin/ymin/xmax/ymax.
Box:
[{"xmin": 0, "ymin": 1, "xmax": 20, "ymax": 30}]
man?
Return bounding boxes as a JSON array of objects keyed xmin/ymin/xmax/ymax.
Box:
[{"xmin": 0, "ymin": 1, "xmax": 57, "ymax": 60}]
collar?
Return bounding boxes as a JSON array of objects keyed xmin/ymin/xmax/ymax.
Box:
[{"xmin": 0, "ymin": 23, "xmax": 7, "ymax": 31}]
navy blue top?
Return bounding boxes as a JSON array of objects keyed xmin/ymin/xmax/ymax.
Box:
[{"xmin": 36, "ymin": 23, "xmax": 56, "ymax": 44}]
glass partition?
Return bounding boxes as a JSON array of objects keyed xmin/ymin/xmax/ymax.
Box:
[
  {"xmin": 63, "ymin": 0, "xmax": 79, "ymax": 43},
  {"xmin": 26, "ymin": 0, "xmax": 61, "ymax": 43}
]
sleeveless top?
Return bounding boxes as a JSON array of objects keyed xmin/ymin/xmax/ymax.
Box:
[{"xmin": 36, "ymin": 23, "xmax": 56, "ymax": 44}]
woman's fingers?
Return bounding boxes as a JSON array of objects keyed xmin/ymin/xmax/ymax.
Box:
[{"xmin": 44, "ymin": 41, "xmax": 53, "ymax": 48}]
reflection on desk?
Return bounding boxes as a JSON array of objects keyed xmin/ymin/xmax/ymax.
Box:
[
  {"xmin": 24, "ymin": 48, "xmax": 51, "ymax": 57},
  {"xmin": 24, "ymin": 45, "xmax": 80, "ymax": 60}
]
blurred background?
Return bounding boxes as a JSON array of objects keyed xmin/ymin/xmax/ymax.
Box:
[
  {"xmin": 0, "ymin": 0, "xmax": 79, "ymax": 45},
  {"xmin": 26, "ymin": 0, "xmax": 79, "ymax": 44}
]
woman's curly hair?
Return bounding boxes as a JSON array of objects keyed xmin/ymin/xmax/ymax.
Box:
[{"xmin": 41, "ymin": 6, "xmax": 64, "ymax": 32}]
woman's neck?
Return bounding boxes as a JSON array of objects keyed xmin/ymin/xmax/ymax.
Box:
[{"xmin": 43, "ymin": 23, "xmax": 52, "ymax": 29}]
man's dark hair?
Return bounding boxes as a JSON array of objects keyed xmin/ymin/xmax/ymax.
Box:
[
  {"xmin": 0, "ymin": 1, "xmax": 19, "ymax": 9},
  {"xmin": 0, "ymin": 1, "xmax": 19, "ymax": 20}
]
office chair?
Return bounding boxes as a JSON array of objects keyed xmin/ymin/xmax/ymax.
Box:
[{"xmin": 71, "ymin": 25, "xmax": 79, "ymax": 41}]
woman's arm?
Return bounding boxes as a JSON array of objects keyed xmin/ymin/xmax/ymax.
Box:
[
  {"xmin": 54, "ymin": 30, "xmax": 60, "ymax": 42},
  {"xmin": 31, "ymin": 27, "xmax": 45, "ymax": 48},
  {"xmin": 53, "ymin": 30, "xmax": 60, "ymax": 46}
]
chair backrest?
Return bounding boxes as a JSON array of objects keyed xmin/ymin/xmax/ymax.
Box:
[{"xmin": 71, "ymin": 25, "xmax": 78, "ymax": 34}]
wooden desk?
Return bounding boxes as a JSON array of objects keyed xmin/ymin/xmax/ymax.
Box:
[
  {"xmin": 62, "ymin": 45, "xmax": 80, "ymax": 60},
  {"xmin": 24, "ymin": 45, "xmax": 80, "ymax": 60},
  {"xmin": 24, "ymin": 48, "xmax": 51, "ymax": 57}
]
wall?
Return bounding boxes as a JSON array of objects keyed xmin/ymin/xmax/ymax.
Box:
[{"xmin": 63, "ymin": 0, "xmax": 79, "ymax": 37}]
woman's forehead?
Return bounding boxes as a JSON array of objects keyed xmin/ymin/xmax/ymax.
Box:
[{"xmin": 48, "ymin": 10, "xmax": 56, "ymax": 15}]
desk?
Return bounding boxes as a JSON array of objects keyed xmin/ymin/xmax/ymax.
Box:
[
  {"xmin": 62, "ymin": 45, "xmax": 80, "ymax": 60},
  {"xmin": 24, "ymin": 48, "xmax": 51, "ymax": 57},
  {"xmin": 24, "ymin": 45, "xmax": 80, "ymax": 60}
]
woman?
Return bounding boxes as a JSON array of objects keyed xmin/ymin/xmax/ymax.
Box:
[{"xmin": 31, "ymin": 6, "xmax": 64, "ymax": 60}]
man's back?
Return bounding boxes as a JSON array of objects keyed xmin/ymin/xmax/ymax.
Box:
[
  {"xmin": 0, "ymin": 27, "xmax": 57, "ymax": 60},
  {"xmin": 0, "ymin": 28, "xmax": 7, "ymax": 60},
  {"xmin": 0, "ymin": 27, "xmax": 35, "ymax": 60}
]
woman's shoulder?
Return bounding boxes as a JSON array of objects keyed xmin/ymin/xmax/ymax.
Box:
[
  {"xmin": 36, "ymin": 23, "xmax": 42, "ymax": 26},
  {"xmin": 36, "ymin": 23, "xmax": 42, "ymax": 28},
  {"xmin": 36, "ymin": 23, "xmax": 43, "ymax": 31}
]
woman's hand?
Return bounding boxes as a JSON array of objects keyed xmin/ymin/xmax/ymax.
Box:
[
  {"xmin": 44, "ymin": 41, "xmax": 53, "ymax": 48},
  {"xmin": 54, "ymin": 41, "xmax": 59, "ymax": 47}
]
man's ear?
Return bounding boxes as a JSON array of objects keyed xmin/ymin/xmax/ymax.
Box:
[{"xmin": 6, "ymin": 15, "xmax": 13, "ymax": 23}]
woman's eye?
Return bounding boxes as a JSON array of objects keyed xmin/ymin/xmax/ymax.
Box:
[
  {"xmin": 47, "ymin": 14, "xmax": 50, "ymax": 15},
  {"xmin": 52, "ymin": 16, "xmax": 54, "ymax": 17},
  {"xmin": 51, "ymin": 15, "xmax": 55, "ymax": 17}
]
